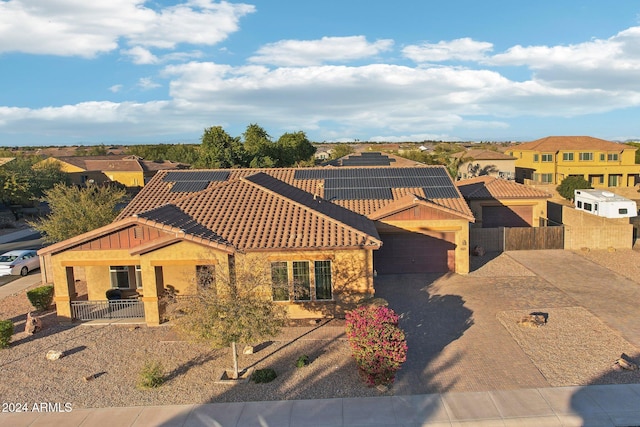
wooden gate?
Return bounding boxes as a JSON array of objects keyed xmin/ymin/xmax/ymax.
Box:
[{"xmin": 504, "ymin": 226, "xmax": 564, "ymax": 251}]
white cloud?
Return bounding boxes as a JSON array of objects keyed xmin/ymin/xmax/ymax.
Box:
[
  {"xmin": 248, "ymin": 36, "xmax": 394, "ymax": 66},
  {"xmin": 403, "ymin": 38, "xmax": 493, "ymax": 62},
  {"xmin": 0, "ymin": 0, "xmax": 254, "ymax": 58},
  {"xmin": 138, "ymin": 77, "xmax": 161, "ymax": 90},
  {"xmin": 487, "ymin": 26, "xmax": 640, "ymax": 91},
  {"xmin": 109, "ymin": 84, "xmax": 123, "ymax": 93},
  {"xmin": 122, "ymin": 46, "xmax": 159, "ymax": 65}
]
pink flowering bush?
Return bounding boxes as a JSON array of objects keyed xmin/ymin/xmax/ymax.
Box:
[{"xmin": 345, "ymin": 305, "xmax": 407, "ymax": 386}]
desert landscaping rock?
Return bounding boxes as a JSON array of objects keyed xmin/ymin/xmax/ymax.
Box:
[{"xmin": 46, "ymin": 350, "xmax": 63, "ymax": 360}]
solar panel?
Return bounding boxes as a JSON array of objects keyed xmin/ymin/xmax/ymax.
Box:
[
  {"xmin": 294, "ymin": 167, "xmax": 458, "ymax": 200},
  {"xmin": 163, "ymin": 171, "xmax": 230, "ymax": 182},
  {"xmin": 170, "ymin": 181, "xmax": 210, "ymax": 193},
  {"xmin": 325, "ymin": 188, "xmax": 393, "ymax": 200}
]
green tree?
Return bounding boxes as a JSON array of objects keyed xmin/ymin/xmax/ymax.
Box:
[
  {"xmin": 329, "ymin": 144, "xmax": 355, "ymax": 160},
  {"xmin": 196, "ymin": 126, "xmax": 248, "ymax": 168},
  {"xmin": 243, "ymin": 124, "xmax": 277, "ymax": 168},
  {"xmin": 274, "ymin": 131, "xmax": 316, "ymax": 167},
  {"xmin": 556, "ymin": 176, "xmax": 591, "ymax": 201},
  {"xmin": 0, "ymin": 157, "xmax": 69, "ymax": 208},
  {"xmin": 166, "ymin": 256, "xmax": 287, "ymax": 379},
  {"xmin": 30, "ymin": 184, "xmax": 127, "ymax": 243}
]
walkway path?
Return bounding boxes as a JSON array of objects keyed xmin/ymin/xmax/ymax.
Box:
[{"xmin": 2, "ymin": 384, "xmax": 640, "ymax": 426}]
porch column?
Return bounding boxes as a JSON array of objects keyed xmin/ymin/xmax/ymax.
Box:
[
  {"xmin": 53, "ymin": 266, "xmax": 76, "ymax": 323},
  {"xmin": 140, "ymin": 264, "xmax": 161, "ymax": 326}
]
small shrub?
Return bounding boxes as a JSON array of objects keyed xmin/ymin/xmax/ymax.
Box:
[
  {"xmin": 0, "ymin": 320, "xmax": 13, "ymax": 348},
  {"xmin": 26, "ymin": 285, "xmax": 54, "ymax": 312},
  {"xmin": 295, "ymin": 354, "xmax": 309, "ymax": 368},
  {"xmin": 252, "ymin": 368, "xmax": 277, "ymax": 383},
  {"xmin": 137, "ymin": 361, "xmax": 164, "ymax": 389},
  {"xmin": 345, "ymin": 305, "xmax": 407, "ymax": 387}
]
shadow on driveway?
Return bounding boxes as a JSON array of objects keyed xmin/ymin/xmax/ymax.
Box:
[{"xmin": 374, "ymin": 273, "xmax": 473, "ymax": 395}]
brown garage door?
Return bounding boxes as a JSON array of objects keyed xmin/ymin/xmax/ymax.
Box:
[
  {"xmin": 482, "ymin": 205, "xmax": 532, "ymax": 228},
  {"xmin": 374, "ymin": 231, "xmax": 456, "ymax": 274}
]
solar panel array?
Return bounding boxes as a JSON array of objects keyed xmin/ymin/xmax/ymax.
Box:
[
  {"xmin": 294, "ymin": 168, "xmax": 459, "ymax": 200},
  {"xmin": 340, "ymin": 152, "xmax": 395, "ymax": 166},
  {"xmin": 163, "ymin": 171, "xmax": 230, "ymax": 193}
]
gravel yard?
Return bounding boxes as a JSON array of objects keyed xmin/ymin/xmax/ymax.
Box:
[{"xmin": 1, "ymin": 247, "xmax": 639, "ymax": 409}]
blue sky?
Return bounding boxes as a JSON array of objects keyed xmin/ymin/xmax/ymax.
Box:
[{"xmin": 1, "ymin": 1, "xmax": 640, "ymax": 146}]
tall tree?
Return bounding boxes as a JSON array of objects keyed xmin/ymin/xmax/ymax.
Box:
[
  {"xmin": 243, "ymin": 124, "xmax": 276, "ymax": 168},
  {"xmin": 166, "ymin": 256, "xmax": 288, "ymax": 379},
  {"xmin": 0, "ymin": 156, "xmax": 69, "ymax": 208},
  {"xmin": 196, "ymin": 126, "xmax": 248, "ymax": 168},
  {"xmin": 275, "ymin": 131, "xmax": 316, "ymax": 167},
  {"xmin": 30, "ymin": 184, "xmax": 127, "ymax": 243}
]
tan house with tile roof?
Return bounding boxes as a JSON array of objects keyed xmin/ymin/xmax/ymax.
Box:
[
  {"xmin": 39, "ymin": 166, "xmax": 474, "ymax": 325},
  {"xmin": 506, "ymin": 136, "xmax": 640, "ymax": 188},
  {"xmin": 452, "ymin": 149, "xmax": 516, "ymax": 181},
  {"xmin": 457, "ymin": 176, "xmax": 551, "ymax": 228},
  {"xmin": 37, "ymin": 155, "xmax": 189, "ymax": 188}
]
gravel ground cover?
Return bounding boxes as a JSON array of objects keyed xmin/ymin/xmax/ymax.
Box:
[{"xmin": 573, "ymin": 248, "xmax": 640, "ymax": 285}]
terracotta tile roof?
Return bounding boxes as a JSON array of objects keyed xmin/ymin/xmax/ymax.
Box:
[
  {"xmin": 451, "ymin": 149, "xmax": 516, "ymax": 160},
  {"xmin": 170, "ymin": 173, "xmax": 381, "ymax": 251},
  {"xmin": 118, "ymin": 166, "xmax": 473, "ymax": 220},
  {"xmin": 514, "ymin": 136, "xmax": 629, "ymax": 152},
  {"xmin": 456, "ymin": 176, "xmax": 551, "ymax": 200}
]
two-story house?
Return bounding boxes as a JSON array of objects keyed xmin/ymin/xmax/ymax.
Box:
[{"xmin": 507, "ymin": 136, "xmax": 639, "ymax": 188}]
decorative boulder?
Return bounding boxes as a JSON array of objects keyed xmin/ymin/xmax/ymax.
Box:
[
  {"xmin": 46, "ymin": 350, "xmax": 64, "ymax": 361},
  {"xmin": 25, "ymin": 312, "xmax": 42, "ymax": 335}
]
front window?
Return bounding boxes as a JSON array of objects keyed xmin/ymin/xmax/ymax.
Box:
[
  {"xmin": 579, "ymin": 152, "xmax": 593, "ymax": 161},
  {"xmin": 619, "ymin": 208, "xmax": 628, "ymax": 215},
  {"xmin": 293, "ymin": 261, "xmax": 311, "ymax": 301},
  {"xmin": 608, "ymin": 175, "xmax": 621, "ymax": 187},
  {"xmin": 271, "ymin": 262, "xmax": 289, "ymax": 301},
  {"xmin": 110, "ymin": 266, "xmax": 138, "ymax": 289},
  {"xmin": 540, "ymin": 173, "xmax": 553, "ymax": 183},
  {"xmin": 608, "ymin": 153, "xmax": 619, "ymax": 161},
  {"xmin": 584, "ymin": 203, "xmax": 593, "ymax": 211},
  {"xmin": 314, "ymin": 261, "xmax": 333, "ymax": 300},
  {"xmin": 563, "ymin": 153, "xmax": 574, "ymax": 161},
  {"xmin": 533, "ymin": 154, "xmax": 539, "ymax": 162},
  {"xmin": 541, "ymin": 154, "xmax": 553, "ymax": 162},
  {"xmin": 271, "ymin": 260, "xmax": 333, "ymax": 302}
]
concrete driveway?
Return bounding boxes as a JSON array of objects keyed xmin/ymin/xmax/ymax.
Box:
[{"xmin": 374, "ymin": 250, "xmax": 640, "ymax": 395}]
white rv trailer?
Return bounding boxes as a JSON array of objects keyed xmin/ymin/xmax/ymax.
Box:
[{"xmin": 574, "ymin": 189, "xmax": 638, "ymax": 218}]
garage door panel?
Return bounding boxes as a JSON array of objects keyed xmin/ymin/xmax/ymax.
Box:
[
  {"xmin": 482, "ymin": 205, "xmax": 532, "ymax": 228},
  {"xmin": 374, "ymin": 232, "xmax": 455, "ymax": 274}
]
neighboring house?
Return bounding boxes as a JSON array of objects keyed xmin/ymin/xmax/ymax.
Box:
[
  {"xmin": 36, "ymin": 155, "xmax": 189, "ymax": 188},
  {"xmin": 323, "ymin": 151, "xmax": 427, "ymax": 167},
  {"xmin": 506, "ymin": 136, "xmax": 639, "ymax": 188},
  {"xmin": 314, "ymin": 150, "xmax": 333, "ymax": 161},
  {"xmin": 39, "ymin": 166, "xmax": 474, "ymax": 326},
  {"xmin": 457, "ymin": 176, "xmax": 551, "ymax": 228},
  {"xmin": 452, "ymin": 149, "xmax": 516, "ymax": 180}
]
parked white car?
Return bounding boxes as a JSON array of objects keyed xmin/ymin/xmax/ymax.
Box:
[{"xmin": 0, "ymin": 250, "xmax": 40, "ymax": 276}]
